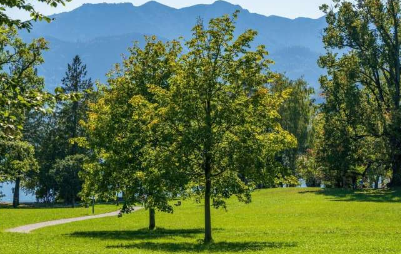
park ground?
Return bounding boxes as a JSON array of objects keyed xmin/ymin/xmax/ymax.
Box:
[{"xmin": 1, "ymin": 188, "xmax": 401, "ymax": 253}]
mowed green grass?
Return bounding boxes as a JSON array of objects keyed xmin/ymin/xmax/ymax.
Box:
[
  {"xmin": 0, "ymin": 204, "xmax": 118, "ymax": 231},
  {"xmin": 1, "ymin": 188, "xmax": 401, "ymax": 254}
]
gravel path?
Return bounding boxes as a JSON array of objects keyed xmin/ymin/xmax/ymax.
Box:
[{"xmin": 6, "ymin": 207, "xmax": 143, "ymax": 233}]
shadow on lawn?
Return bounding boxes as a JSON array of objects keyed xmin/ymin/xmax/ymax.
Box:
[
  {"xmin": 106, "ymin": 241, "xmax": 297, "ymax": 252},
  {"xmin": 70, "ymin": 228, "xmax": 210, "ymax": 240},
  {"xmin": 300, "ymin": 188, "xmax": 401, "ymax": 203}
]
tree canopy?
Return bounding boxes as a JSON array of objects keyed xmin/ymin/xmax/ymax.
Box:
[{"xmin": 319, "ymin": 0, "xmax": 401, "ymax": 187}]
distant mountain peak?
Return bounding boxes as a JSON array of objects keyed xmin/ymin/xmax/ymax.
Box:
[
  {"xmin": 140, "ymin": 1, "xmax": 175, "ymax": 9},
  {"xmin": 212, "ymin": 0, "xmax": 237, "ymax": 6},
  {"xmin": 209, "ymin": 0, "xmax": 242, "ymax": 9}
]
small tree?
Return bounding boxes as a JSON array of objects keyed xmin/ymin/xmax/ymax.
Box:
[
  {"xmin": 164, "ymin": 13, "xmax": 296, "ymax": 243},
  {"xmin": 271, "ymin": 75, "xmax": 316, "ymax": 175},
  {"xmin": 82, "ymin": 37, "xmax": 185, "ymax": 229},
  {"xmin": 0, "ymin": 140, "xmax": 38, "ymax": 207},
  {"xmin": 51, "ymin": 154, "xmax": 85, "ymax": 207}
]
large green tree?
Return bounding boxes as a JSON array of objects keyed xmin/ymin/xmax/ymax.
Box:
[
  {"xmin": 164, "ymin": 13, "xmax": 296, "ymax": 243},
  {"xmin": 319, "ymin": 0, "xmax": 401, "ymax": 186}
]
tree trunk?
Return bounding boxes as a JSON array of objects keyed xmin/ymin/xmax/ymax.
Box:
[
  {"xmin": 204, "ymin": 98, "xmax": 213, "ymax": 244},
  {"xmin": 390, "ymin": 165, "xmax": 401, "ymax": 187},
  {"xmin": 389, "ymin": 137, "xmax": 401, "ymax": 188},
  {"xmin": 149, "ymin": 208, "xmax": 156, "ymax": 230},
  {"xmin": 72, "ymin": 193, "xmax": 75, "ymax": 208},
  {"xmin": 204, "ymin": 166, "xmax": 212, "ymax": 243},
  {"xmin": 13, "ymin": 177, "xmax": 20, "ymax": 208},
  {"xmin": 71, "ymin": 93, "xmax": 79, "ymax": 156},
  {"xmin": 374, "ymin": 176, "xmax": 380, "ymax": 189},
  {"xmin": 342, "ymin": 175, "xmax": 347, "ymax": 189}
]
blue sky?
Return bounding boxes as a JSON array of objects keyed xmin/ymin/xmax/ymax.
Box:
[{"xmin": 7, "ymin": 0, "xmax": 333, "ymax": 20}]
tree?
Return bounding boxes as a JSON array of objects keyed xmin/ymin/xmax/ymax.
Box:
[
  {"xmin": 23, "ymin": 111, "xmax": 60, "ymax": 203},
  {"xmin": 0, "ymin": 0, "xmax": 69, "ymax": 30},
  {"xmin": 0, "ymin": 27, "xmax": 49, "ymax": 206},
  {"xmin": 296, "ymin": 112, "xmax": 325, "ymax": 187},
  {"xmin": 22, "ymin": 56, "xmax": 94, "ymax": 205},
  {"xmin": 49, "ymin": 55, "xmax": 93, "ymax": 204},
  {"xmin": 0, "ymin": 140, "xmax": 38, "ymax": 207},
  {"xmin": 320, "ymin": 0, "xmax": 401, "ymax": 187},
  {"xmin": 163, "ymin": 13, "xmax": 296, "ymax": 243},
  {"xmin": 82, "ymin": 37, "xmax": 185, "ymax": 229},
  {"xmin": 316, "ymin": 59, "xmax": 390, "ymax": 188},
  {"xmin": 59, "ymin": 55, "xmax": 94, "ymax": 156},
  {"xmin": 51, "ymin": 154, "xmax": 85, "ymax": 207},
  {"xmin": 270, "ymin": 74, "xmax": 315, "ymax": 176}
]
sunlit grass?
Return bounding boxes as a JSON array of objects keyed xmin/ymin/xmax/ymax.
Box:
[
  {"xmin": 0, "ymin": 204, "xmax": 118, "ymax": 231},
  {"xmin": 1, "ymin": 188, "xmax": 401, "ymax": 253}
]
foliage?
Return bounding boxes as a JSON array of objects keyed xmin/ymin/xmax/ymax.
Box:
[
  {"xmin": 82, "ymin": 37, "xmax": 184, "ymax": 227},
  {"xmin": 296, "ymin": 151, "xmax": 323, "ymax": 187},
  {"xmin": 270, "ymin": 74, "xmax": 316, "ymax": 175},
  {"xmin": 0, "ymin": 0, "xmax": 69, "ymax": 30},
  {"xmin": 51, "ymin": 154, "xmax": 86, "ymax": 207},
  {"xmin": 22, "ymin": 56, "xmax": 94, "ymax": 204},
  {"xmin": 0, "ymin": 26, "xmax": 51, "ymax": 139},
  {"xmin": 0, "ymin": 139, "xmax": 38, "ymax": 206},
  {"xmin": 0, "ymin": 139, "xmax": 38, "ymax": 181},
  {"xmin": 319, "ymin": 0, "xmax": 401, "ymax": 187},
  {"xmin": 58, "ymin": 55, "xmax": 94, "ymax": 155}
]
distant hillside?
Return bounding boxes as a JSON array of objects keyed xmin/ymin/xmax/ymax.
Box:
[{"xmin": 21, "ymin": 1, "xmax": 327, "ymax": 91}]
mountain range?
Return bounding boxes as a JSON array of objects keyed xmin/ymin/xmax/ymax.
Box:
[{"xmin": 21, "ymin": 0, "xmax": 328, "ymax": 91}]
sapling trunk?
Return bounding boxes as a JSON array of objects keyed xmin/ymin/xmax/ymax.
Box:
[
  {"xmin": 149, "ymin": 208, "xmax": 156, "ymax": 230},
  {"xmin": 204, "ymin": 173, "xmax": 212, "ymax": 243}
]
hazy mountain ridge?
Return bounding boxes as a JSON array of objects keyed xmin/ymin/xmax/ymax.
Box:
[{"xmin": 21, "ymin": 0, "xmax": 327, "ymax": 91}]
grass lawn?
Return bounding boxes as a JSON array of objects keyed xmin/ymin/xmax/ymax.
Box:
[{"xmin": 1, "ymin": 188, "xmax": 401, "ymax": 253}]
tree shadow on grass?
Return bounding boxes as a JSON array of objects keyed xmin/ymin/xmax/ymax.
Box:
[
  {"xmin": 299, "ymin": 188, "xmax": 401, "ymax": 203},
  {"xmin": 106, "ymin": 241, "xmax": 297, "ymax": 252},
  {"xmin": 69, "ymin": 228, "xmax": 210, "ymax": 240}
]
